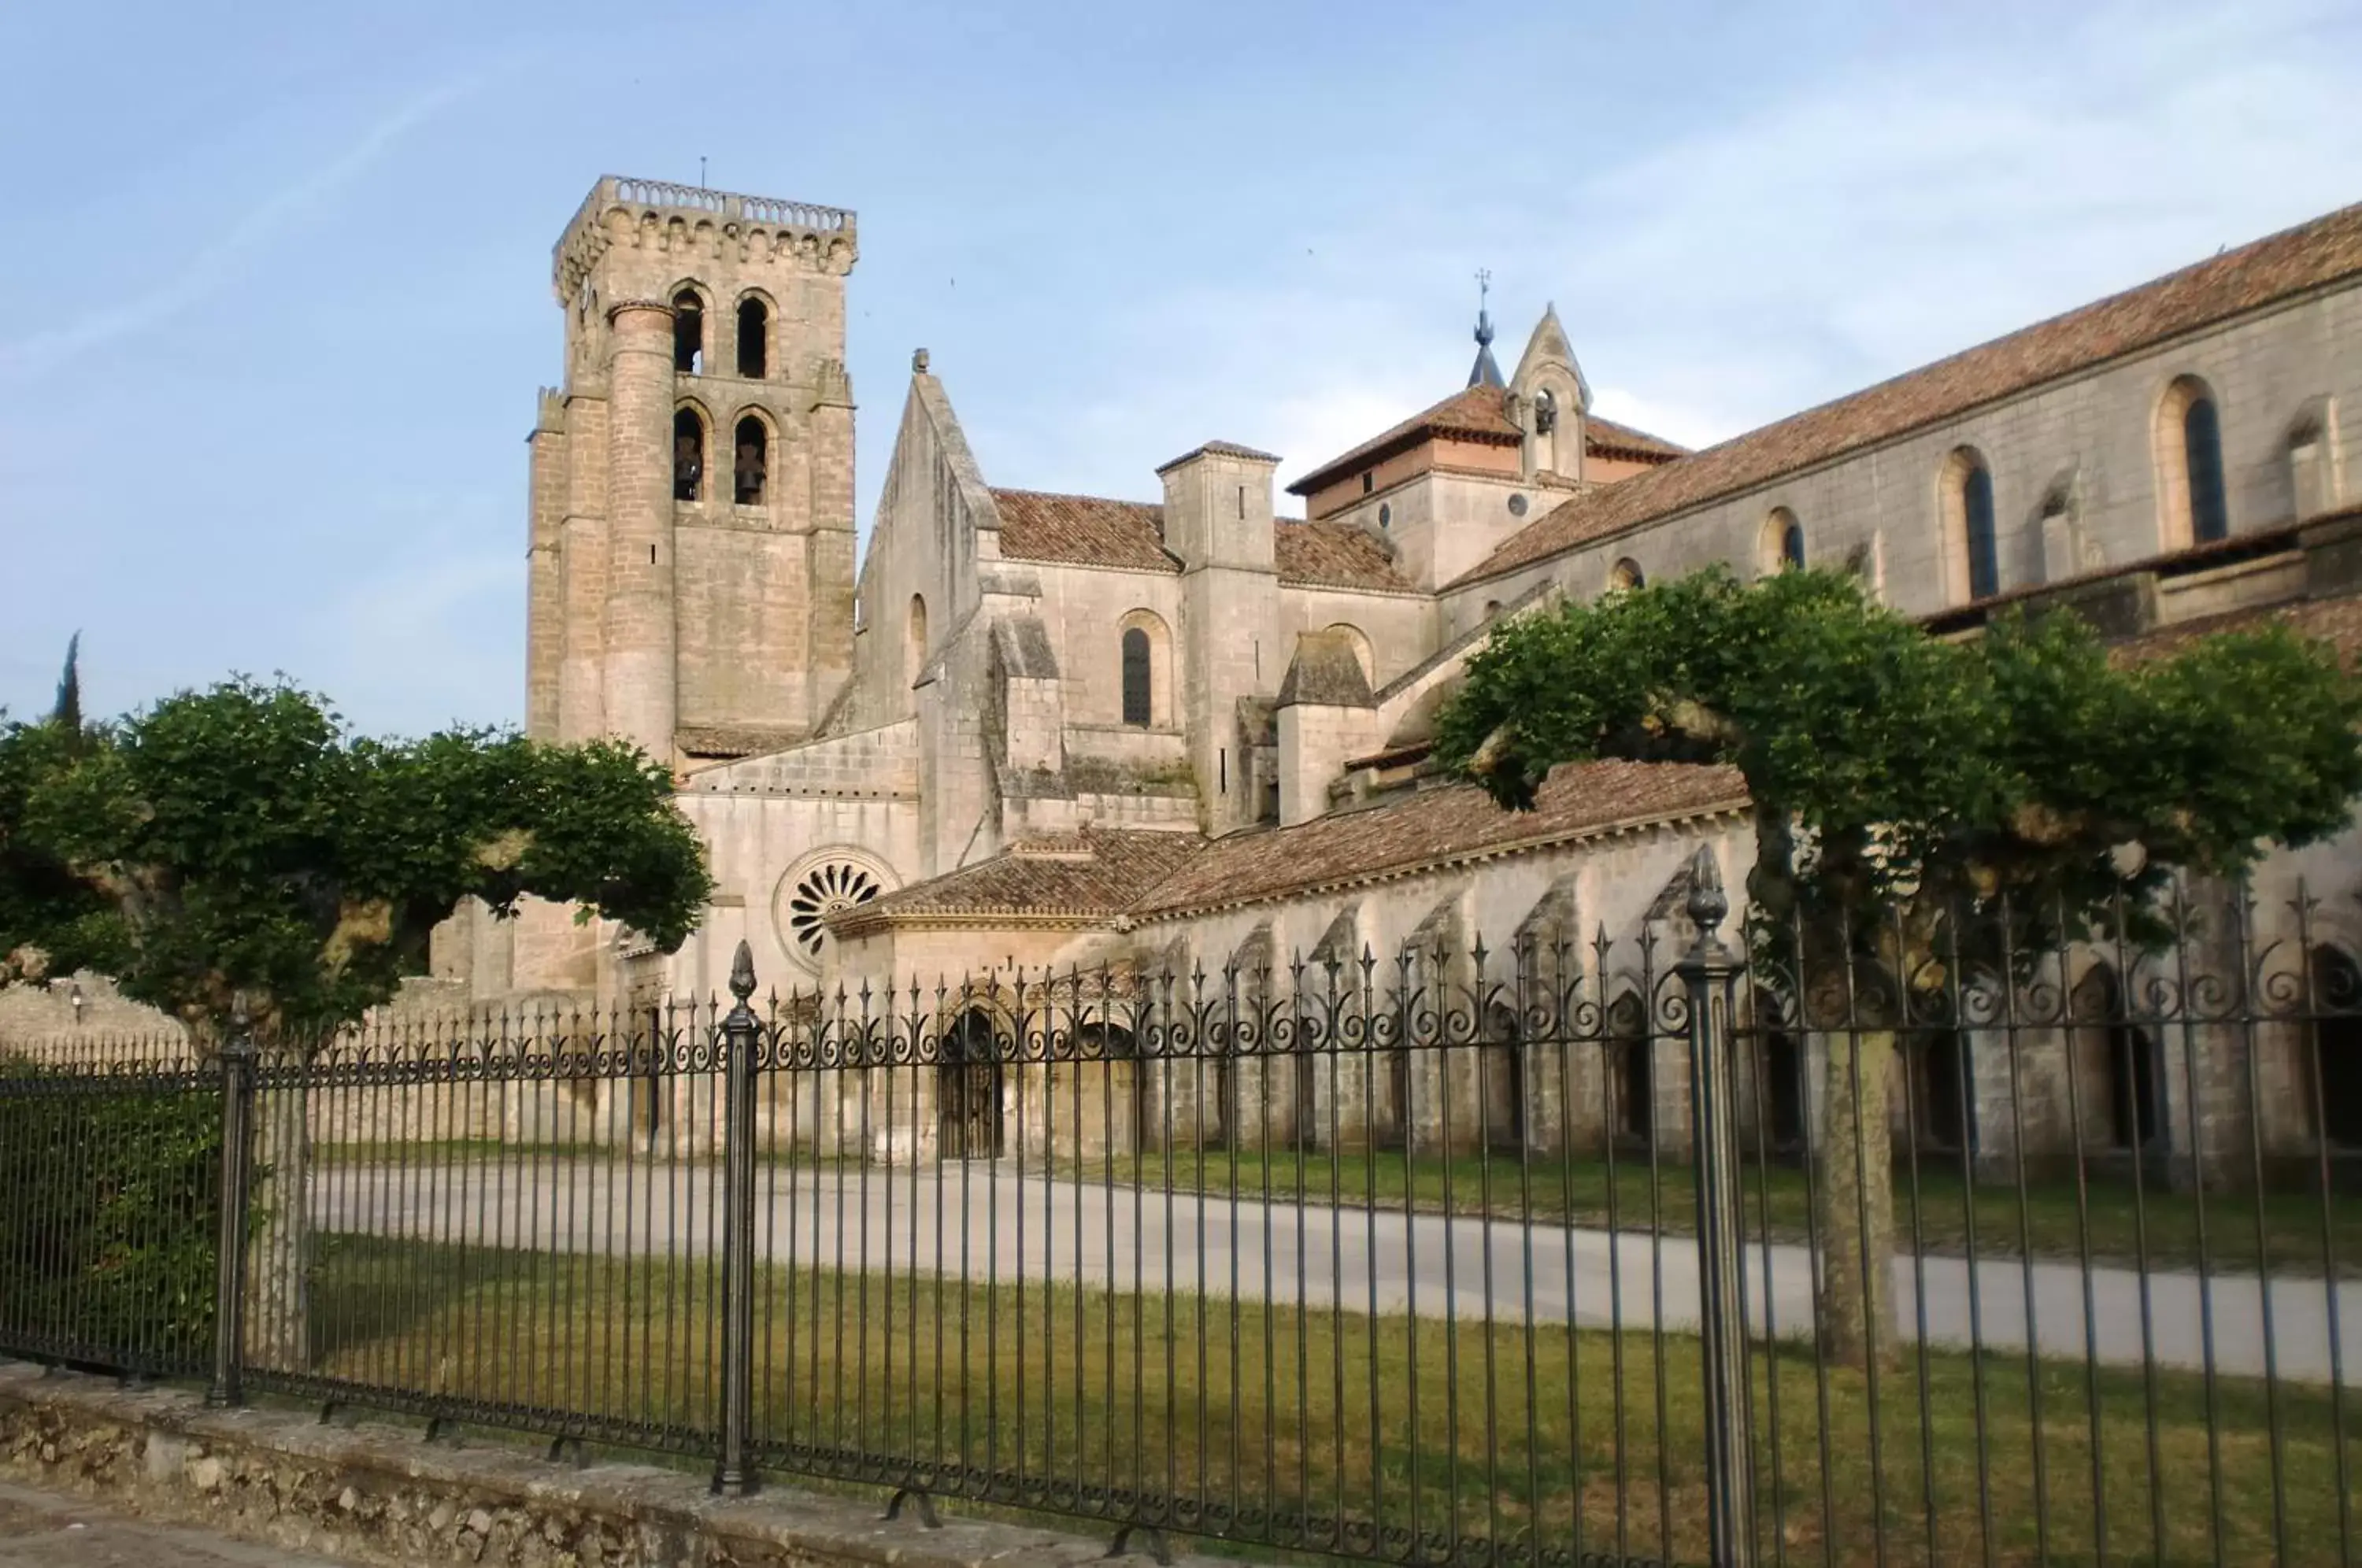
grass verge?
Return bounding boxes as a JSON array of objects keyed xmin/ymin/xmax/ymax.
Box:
[{"xmin": 287, "ymin": 1230, "xmax": 2356, "ymax": 1567}]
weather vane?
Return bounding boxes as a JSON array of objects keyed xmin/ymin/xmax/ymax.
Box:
[{"xmin": 1476, "ymin": 268, "xmax": 1491, "ymax": 312}]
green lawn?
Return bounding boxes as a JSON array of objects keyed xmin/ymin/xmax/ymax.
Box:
[
  {"xmin": 289, "ymin": 1231, "xmax": 2357, "ymax": 1567},
  {"xmin": 1070, "ymin": 1148, "xmax": 2361, "ymax": 1278}
]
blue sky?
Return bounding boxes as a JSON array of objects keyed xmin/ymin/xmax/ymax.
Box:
[{"xmin": 3, "ymin": 0, "xmax": 2357, "ymax": 735}]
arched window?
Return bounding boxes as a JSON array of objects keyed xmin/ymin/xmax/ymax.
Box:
[
  {"xmin": 1116, "ymin": 611, "xmax": 1170, "ymax": 727},
  {"xmin": 735, "ymin": 296, "xmax": 768, "ymax": 379},
  {"xmin": 672, "ymin": 406, "xmax": 705, "ymax": 502},
  {"xmin": 1940, "ymin": 447, "xmax": 1999, "ymax": 603},
  {"xmin": 732, "ymin": 415, "xmax": 768, "ymax": 505},
  {"xmin": 1608, "ymin": 558, "xmax": 1645, "ymax": 594},
  {"xmin": 1962, "ymin": 465, "xmax": 1998, "ymax": 598},
  {"xmin": 1758, "ymin": 507, "xmax": 1804, "ymax": 575},
  {"xmin": 907, "ymin": 594, "xmax": 927, "ymax": 678},
  {"xmin": 672, "ymin": 288, "xmax": 705, "ymax": 375},
  {"xmin": 1121, "ymin": 627, "xmax": 1152, "ymax": 727},
  {"xmin": 2157, "ymin": 376, "xmax": 2229, "ymax": 549},
  {"xmin": 2184, "ymin": 394, "xmax": 2229, "ymax": 543}
]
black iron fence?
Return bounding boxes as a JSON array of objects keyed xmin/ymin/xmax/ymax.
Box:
[{"xmin": 2, "ymin": 859, "xmax": 2358, "ymax": 1566}]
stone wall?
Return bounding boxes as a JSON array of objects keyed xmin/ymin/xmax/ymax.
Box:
[
  {"xmin": 0, "ymin": 1363, "xmax": 1210, "ymax": 1567},
  {"xmin": 0, "ymin": 974, "xmax": 185, "ymax": 1064},
  {"xmin": 1443, "ymin": 279, "xmax": 2360, "ymax": 634}
]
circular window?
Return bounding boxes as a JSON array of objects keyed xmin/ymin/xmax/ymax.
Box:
[
  {"xmin": 772, "ymin": 849, "xmax": 897, "ymax": 971},
  {"xmin": 1508, "ymin": 493, "xmax": 1529, "ymax": 517},
  {"xmin": 1378, "ymin": 503, "xmax": 1392, "ymax": 529}
]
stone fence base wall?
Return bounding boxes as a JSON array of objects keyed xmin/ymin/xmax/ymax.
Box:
[{"xmin": 0, "ymin": 1361, "xmax": 1212, "ymax": 1568}]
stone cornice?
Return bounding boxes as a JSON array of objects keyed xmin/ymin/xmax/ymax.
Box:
[{"xmin": 554, "ymin": 176, "xmax": 859, "ymax": 301}]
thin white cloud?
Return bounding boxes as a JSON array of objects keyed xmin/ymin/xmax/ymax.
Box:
[
  {"xmin": 976, "ymin": 0, "xmax": 2362, "ymax": 501},
  {"xmin": 313, "ymin": 542, "xmax": 521, "ymax": 736},
  {"xmin": 0, "ymin": 76, "xmax": 477, "ymax": 376}
]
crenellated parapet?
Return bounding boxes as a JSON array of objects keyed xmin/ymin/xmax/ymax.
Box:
[{"xmin": 552, "ymin": 175, "xmax": 859, "ymax": 301}]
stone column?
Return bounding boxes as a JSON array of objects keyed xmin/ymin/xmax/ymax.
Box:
[
  {"xmin": 524, "ymin": 391, "xmax": 568, "ymax": 742},
  {"xmin": 603, "ymin": 299, "xmax": 679, "ymax": 764},
  {"xmin": 553, "ymin": 391, "xmax": 609, "ymax": 744}
]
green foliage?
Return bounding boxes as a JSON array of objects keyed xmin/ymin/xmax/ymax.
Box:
[
  {"xmin": 0, "ymin": 1075, "xmax": 221, "ymax": 1359},
  {"xmin": 0, "ymin": 677, "xmax": 713, "ymax": 1034},
  {"xmin": 1436, "ymin": 566, "xmax": 2362, "ymax": 926},
  {"xmin": 50, "ymin": 634, "xmax": 81, "ymax": 737}
]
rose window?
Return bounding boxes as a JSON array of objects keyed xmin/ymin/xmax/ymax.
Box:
[{"xmin": 783, "ymin": 859, "xmax": 883, "ymax": 959}]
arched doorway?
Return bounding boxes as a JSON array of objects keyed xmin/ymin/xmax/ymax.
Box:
[
  {"xmin": 1379, "ymin": 1047, "xmax": 1412, "ymax": 1152},
  {"xmin": 2311, "ymin": 946, "xmax": 2362, "ymax": 1151},
  {"xmin": 1608, "ymin": 991, "xmax": 1651, "ymax": 1147},
  {"xmin": 1481, "ymin": 1004, "xmax": 1525, "ymax": 1151},
  {"xmin": 940, "ymin": 1010, "xmax": 1005, "ymax": 1160},
  {"xmin": 1753, "ymin": 987, "xmax": 1806, "ymax": 1156},
  {"xmin": 1068, "ymin": 1019, "xmax": 1142, "ymax": 1160},
  {"xmin": 2073, "ymin": 963, "xmax": 2163, "ymax": 1156},
  {"xmin": 1908, "ymin": 1028, "xmax": 1973, "ymax": 1154}
]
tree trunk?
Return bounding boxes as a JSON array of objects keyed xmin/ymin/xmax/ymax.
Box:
[
  {"xmin": 243, "ymin": 1074, "xmax": 311, "ymax": 1372},
  {"xmin": 1814, "ymin": 1024, "xmax": 1897, "ymax": 1371}
]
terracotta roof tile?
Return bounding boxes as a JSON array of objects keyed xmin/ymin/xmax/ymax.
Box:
[
  {"xmin": 1291, "ymin": 386, "xmax": 1685, "ymax": 495},
  {"xmin": 1453, "ymin": 200, "xmax": 2362, "ymax": 587},
  {"xmin": 833, "ymin": 829, "xmax": 1205, "ymax": 930},
  {"xmin": 1157, "ymin": 439, "xmax": 1282, "ymax": 472},
  {"xmin": 1291, "ymin": 388, "xmax": 1521, "ymax": 494},
  {"xmin": 1586, "ymin": 414, "xmax": 1689, "ymax": 462},
  {"xmin": 2108, "ymin": 588, "xmax": 2362, "ymax": 671},
  {"xmin": 1273, "ymin": 520, "xmax": 1415, "ymax": 592},
  {"xmin": 992, "ymin": 489, "xmax": 1179, "ymax": 572},
  {"xmin": 1130, "ymin": 760, "xmax": 1748, "ymax": 917},
  {"xmin": 991, "ymin": 486, "xmax": 1412, "ymax": 590},
  {"xmin": 676, "ymin": 724, "xmax": 804, "ymax": 760}
]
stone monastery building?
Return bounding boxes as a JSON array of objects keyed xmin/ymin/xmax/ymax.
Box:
[{"xmin": 435, "ymin": 174, "xmax": 2362, "ymax": 1178}]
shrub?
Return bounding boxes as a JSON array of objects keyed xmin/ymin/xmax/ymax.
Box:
[{"xmin": 0, "ymin": 1067, "xmax": 221, "ymax": 1363}]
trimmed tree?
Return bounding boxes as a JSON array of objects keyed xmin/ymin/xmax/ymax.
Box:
[
  {"xmin": 1435, "ymin": 566, "xmax": 2362, "ymax": 1365},
  {"xmin": 0, "ymin": 675, "xmax": 713, "ymax": 1363},
  {"xmin": 2, "ymin": 675, "xmax": 710, "ymax": 1030}
]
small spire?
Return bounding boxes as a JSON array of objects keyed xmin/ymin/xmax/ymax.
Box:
[{"xmin": 1468, "ymin": 268, "xmax": 1505, "ymax": 389}]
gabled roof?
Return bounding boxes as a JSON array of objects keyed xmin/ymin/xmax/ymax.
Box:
[
  {"xmin": 1157, "ymin": 439, "xmax": 1282, "ymax": 472},
  {"xmin": 991, "ymin": 489, "xmax": 1179, "ymax": 572},
  {"xmin": 831, "ymin": 829, "xmax": 1205, "ymax": 932},
  {"xmin": 1272, "ymin": 520, "xmax": 1414, "ymax": 592},
  {"xmin": 1289, "ymin": 387, "xmax": 1519, "ymax": 494},
  {"xmin": 1129, "ymin": 760, "xmax": 1748, "ymax": 918},
  {"xmin": 1288, "ymin": 384, "xmax": 1685, "ymax": 496},
  {"xmin": 1453, "ymin": 199, "xmax": 2362, "ymax": 589},
  {"xmin": 989, "ymin": 487, "xmax": 1415, "ymax": 590}
]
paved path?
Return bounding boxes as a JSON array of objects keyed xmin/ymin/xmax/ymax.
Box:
[
  {"xmin": 315, "ymin": 1159, "xmax": 2362, "ymax": 1385},
  {"xmin": 0, "ymin": 1480, "xmax": 363, "ymax": 1567}
]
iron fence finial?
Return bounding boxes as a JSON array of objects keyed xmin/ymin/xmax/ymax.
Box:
[
  {"xmin": 1686, "ymin": 845, "xmax": 1728, "ymax": 936},
  {"xmin": 728, "ymin": 939, "xmax": 757, "ymax": 1006}
]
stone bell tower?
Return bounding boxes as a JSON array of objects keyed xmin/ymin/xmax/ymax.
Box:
[{"xmin": 524, "ymin": 176, "xmax": 860, "ymax": 764}]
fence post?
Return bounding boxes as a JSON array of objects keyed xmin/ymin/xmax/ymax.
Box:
[
  {"xmin": 205, "ymin": 994, "xmax": 257, "ymax": 1409},
  {"xmin": 1677, "ymin": 848, "xmax": 1755, "ymax": 1568},
  {"xmin": 713, "ymin": 940, "xmax": 761, "ymax": 1496}
]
